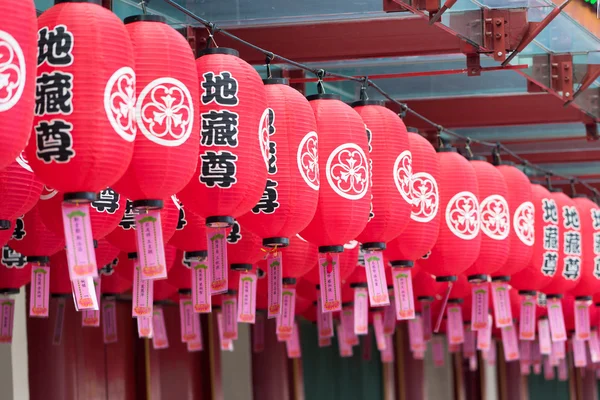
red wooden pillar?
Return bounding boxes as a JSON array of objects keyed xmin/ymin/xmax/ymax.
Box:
[{"xmin": 252, "ymin": 318, "xmax": 290, "ymax": 400}]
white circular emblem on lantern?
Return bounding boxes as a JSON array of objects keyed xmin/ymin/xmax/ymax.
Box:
[
  {"xmin": 410, "ymin": 172, "xmax": 439, "ymax": 223},
  {"xmin": 297, "ymin": 131, "xmax": 320, "ymax": 190},
  {"xmin": 393, "ymin": 150, "xmax": 413, "ymax": 204},
  {"xmin": 479, "ymin": 194, "xmax": 510, "ymax": 240},
  {"xmin": 344, "ymin": 240, "xmax": 359, "ymax": 250},
  {"xmin": 0, "ymin": 30, "xmax": 26, "ymax": 112},
  {"xmin": 445, "ymin": 191, "xmax": 480, "ymax": 240},
  {"xmin": 326, "ymin": 143, "xmax": 369, "ymax": 200},
  {"xmin": 514, "ymin": 201, "xmax": 535, "ymax": 246},
  {"xmin": 104, "ymin": 66, "xmax": 137, "ymax": 142},
  {"xmin": 136, "ymin": 77, "xmax": 194, "ymax": 147},
  {"xmin": 15, "ymin": 152, "xmax": 32, "ymax": 173},
  {"xmin": 258, "ymin": 108, "xmax": 271, "ymax": 171},
  {"xmin": 40, "ymin": 185, "xmax": 58, "ymax": 200}
]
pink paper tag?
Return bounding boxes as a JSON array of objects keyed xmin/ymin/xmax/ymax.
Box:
[
  {"xmin": 362, "ymin": 331, "xmax": 372, "ymax": 360},
  {"xmin": 71, "ymin": 277, "xmax": 99, "ymax": 311},
  {"xmin": 62, "ymin": 203, "xmax": 97, "ymax": 279},
  {"xmin": 543, "ymin": 355, "xmax": 555, "ymax": 380},
  {"xmin": 391, "ymin": 268, "xmax": 414, "ymax": 319},
  {"xmin": 469, "ymin": 355, "xmax": 478, "ymax": 371},
  {"xmin": 502, "ymin": 326, "xmax": 520, "ymax": 361},
  {"xmin": 373, "ymin": 312, "xmax": 386, "ymax": 351},
  {"xmin": 317, "ymin": 297, "xmax": 333, "ymax": 338},
  {"xmin": 434, "ymin": 281, "xmax": 453, "ymax": 333},
  {"xmin": 421, "ymin": 301, "xmax": 432, "ymax": 342},
  {"xmin": 217, "ymin": 312, "xmax": 234, "ymax": 351},
  {"xmin": 337, "ymin": 322, "xmax": 353, "ymax": 357},
  {"xmin": 573, "ymin": 338, "xmax": 587, "ymax": 367},
  {"xmin": 408, "ymin": 315, "xmax": 425, "ymax": 352},
  {"xmin": 491, "ymin": 281, "xmax": 513, "ymax": 328},
  {"xmin": 207, "ymin": 227, "xmax": 228, "ymax": 295},
  {"xmin": 383, "ymin": 301, "xmax": 396, "ymax": 335},
  {"xmin": 477, "ymin": 314, "xmax": 493, "ymax": 351},
  {"xmin": 82, "ymin": 277, "xmax": 101, "ymax": 327},
  {"xmin": 471, "ymin": 282, "xmax": 489, "ymax": 331},
  {"xmin": 237, "ymin": 272, "xmax": 257, "ymax": 323},
  {"xmin": 486, "ymin": 340, "xmax": 497, "ymax": 366},
  {"xmin": 138, "ymin": 316, "xmax": 153, "ymax": 338},
  {"xmin": 520, "ymin": 340, "xmax": 531, "ymax": 367},
  {"xmin": 191, "ymin": 258, "xmax": 211, "ymax": 313},
  {"xmin": 222, "ymin": 295, "xmax": 238, "ymax": 340},
  {"xmin": 179, "ymin": 296, "xmax": 196, "ymax": 342},
  {"xmin": 414, "ymin": 350, "xmax": 425, "ymax": 360},
  {"xmin": 519, "ymin": 295, "xmax": 536, "ymax": 340},
  {"xmin": 354, "ymin": 287, "xmax": 369, "ymax": 336},
  {"xmin": 186, "ymin": 314, "xmax": 203, "ymax": 352},
  {"xmin": 546, "ymin": 297, "xmax": 567, "ymax": 342},
  {"xmin": 446, "ymin": 304, "xmax": 465, "ymax": 345},
  {"xmin": 574, "ymin": 300, "xmax": 591, "ymax": 341},
  {"xmin": 0, "ymin": 298, "xmax": 15, "ymax": 343},
  {"xmin": 286, "ymin": 323, "xmax": 302, "ymax": 359},
  {"xmin": 463, "ymin": 327, "xmax": 475, "ymax": 358},
  {"xmin": 102, "ymin": 298, "xmax": 118, "ymax": 344},
  {"xmin": 552, "ymin": 340, "xmax": 565, "ymax": 359},
  {"xmin": 318, "ymin": 253, "xmax": 342, "ymax": 313},
  {"xmin": 381, "ymin": 335, "xmax": 395, "ymax": 363},
  {"xmin": 319, "ymin": 337, "xmax": 331, "ymax": 348},
  {"xmin": 252, "ymin": 313, "xmax": 265, "ymax": 353},
  {"xmin": 52, "ymin": 298, "xmax": 66, "ymax": 346},
  {"xmin": 589, "ymin": 330, "xmax": 600, "ymax": 363},
  {"xmin": 432, "ymin": 336, "xmax": 445, "ymax": 367},
  {"xmin": 532, "ymin": 340, "xmax": 541, "ymax": 365},
  {"xmin": 29, "ymin": 265, "xmax": 50, "ymax": 317},
  {"xmin": 448, "ymin": 343, "xmax": 460, "ymax": 353},
  {"xmin": 135, "ymin": 210, "xmax": 167, "ymax": 280},
  {"xmin": 520, "ymin": 360, "xmax": 530, "ymax": 375},
  {"xmin": 152, "ymin": 308, "xmax": 169, "ymax": 349},
  {"xmin": 364, "ymin": 251, "xmax": 390, "ymax": 307},
  {"xmin": 267, "ymin": 252, "xmax": 282, "ymax": 318},
  {"xmin": 558, "ymin": 356, "xmax": 568, "ymax": 381},
  {"xmin": 538, "ymin": 318, "xmax": 552, "ymax": 355},
  {"xmin": 276, "ymin": 289, "xmax": 296, "ymax": 339},
  {"xmin": 533, "ymin": 363, "xmax": 542, "ymax": 375},
  {"xmin": 132, "ymin": 261, "xmax": 153, "ymax": 317},
  {"xmin": 341, "ymin": 307, "xmax": 359, "ymax": 346}
]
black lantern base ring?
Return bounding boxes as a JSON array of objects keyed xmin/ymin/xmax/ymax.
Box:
[
  {"xmin": 546, "ymin": 294, "xmax": 563, "ymax": 300},
  {"xmin": 0, "ymin": 220, "xmax": 10, "ymax": 230},
  {"xmin": 128, "ymin": 252, "xmax": 138, "ymax": 260},
  {"xmin": 63, "ymin": 191, "xmax": 97, "ymax": 204},
  {"xmin": 418, "ymin": 296, "xmax": 435, "ymax": 302},
  {"xmin": 132, "ymin": 199, "xmax": 163, "ymax": 210},
  {"xmin": 467, "ymin": 274, "xmax": 488, "ymax": 283},
  {"xmin": 318, "ymin": 245, "xmax": 344, "ymax": 254},
  {"xmin": 575, "ymin": 296, "xmax": 593, "ymax": 301},
  {"xmin": 178, "ymin": 289, "xmax": 192, "ymax": 296},
  {"xmin": 186, "ymin": 250, "xmax": 208, "ymax": 259},
  {"xmin": 390, "ymin": 260, "xmax": 414, "ymax": 268},
  {"xmin": 518, "ymin": 290, "xmax": 536, "ymax": 296},
  {"xmin": 51, "ymin": 293, "xmax": 70, "ymax": 299},
  {"xmin": 435, "ymin": 275, "xmax": 457, "ymax": 283},
  {"xmin": 350, "ymin": 282, "xmax": 368, "ymax": 289},
  {"xmin": 341, "ymin": 302, "xmax": 353, "ymax": 308},
  {"xmin": 491, "ymin": 275, "xmax": 510, "ymax": 282},
  {"xmin": 448, "ymin": 298, "xmax": 463, "ymax": 304},
  {"xmin": 206, "ymin": 216, "xmax": 234, "ymax": 228},
  {"xmin": 263, "ymin": 237, "xmax": 289, "ymax": 248},
  {"xmin": 282, "ymin": 277, "xmax": 296, "ymax": 285},
  {"xmin": 230, "ymin": 263, "xmax": 252, "ymax": 272},
  {"xmin": 361, "ymin": 242, "xmax": 386, "ymax": 251},
  {"xmin": 0, "ymin": 288, "xmax": 19, "ymax": 295},
  {"xmin": 27, "ymin": 256, "xmax": 50, "ymax": 264}
]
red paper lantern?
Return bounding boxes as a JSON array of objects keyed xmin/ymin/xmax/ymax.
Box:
[
  {"xmin": 105, "ymin": 196, "xmax": 179, "ymax": 253},
  {"xmin": 29, "ymin": 1, "xmax": 136, "ymax": 196},
  {"xmin": 448, "ymin": 274, "xmax": 471, "ymax": 300},
  {"xmin": 493, "ymin": 162, "xmax": 534, "ymax": 278},
  {"xmin": 228, "ymin": 221, "xmax": 263, "ymax": 270},
  {"xmin": 299, "ymin": 94, "xmax": 371, "ymax": 253},
  {"xmin": 570, "ymin": 196, "xmax": 599, "ymax": 298},
  {"xmin": 9, "ymin": 204, "xmax": 64, "ymax": 258},
  {"xmin": 256, "ymin": 269, "xmax": 268, "ymax": 310},
  {"xmin": 541, "ymin": 190, "xmax": 582, "ymax": 295},
  {"xmin": 385, "ymin": 131, "xmax": 441, "ymax": 264},
  {"xmin": 112, "ymin": 15, "xmax": 199, "ymax": 206},
  {"xmin": 179, "ymin": 48, "xmax": 268, "ymax": 226},
  {"xmin": 352, "ymin": 102, "xmax": 411, "ymax": 250},
  {"xmin": 278, "ymin": 235, "xmax": 317, "ymax": 279},
  {"xmin": 0, "ymin": 226, "xmax": 14, "ymax": 248},
  {"xmin": 0, "ymin": 0, "xmax": 37, "ymax": 171},
  {"xmin": 341, "ymin": 285, "xmax": 355, "ymax": 304},
  {"xmin": 418, "ymin": 150, "xmax": 481, "ymax": 279},
  {"xmin": 168, "ymin": 250, "xmax": 192, "ymax": 290},
  {"xmin": 95, "ymin": 238, "xmax": 119, "ymax": 268},
  {"xmin": 154, "ymin": 280, "xmax": 178, "ymax": 302},
  {"xmin": 237, "ymin": 80, "xmax": 319, "ymax": 247},
  {"xmin": 169, "ymin": 201, "xmax": 207, "ymax": 253},
  {"xmin": 344, "ymin": 264, "xmax": 367, "ymax": 288},
  {"xmin": 302, "ymin": 304, "xmax": 317, "ymax": 323},
  {"xmin": 511, "ymin": 185, "xmax": 560, "ymax": 292},
  {"xmin": 412, "ymin": 271, "xmax": 444, "ymax": 300},
  {"xmin": 100, "ymin": 253, "xmax": 132, "ymax": 295},
  {"xmin": 296, "ymin": 295, "xmax": 312, "ymax": 315},
  {"xmin": 296, "ymin": 278, "xmax": 318, "ymax": 302},
  {"xmin": 0, "ymin": 246, "xmax": 30, "ymax": 290},
  {"xmin": 464, "ymin": 159, "xmax": 510, "ymax": 280}
]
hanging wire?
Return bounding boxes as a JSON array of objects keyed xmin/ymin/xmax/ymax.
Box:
[
  {"xmin": 139, "ymin": 0, "xmax": 148, "ymax": 14},
  {"xmin": 160, "ymin": 0, "xmax": 600, "ymax": 197}
]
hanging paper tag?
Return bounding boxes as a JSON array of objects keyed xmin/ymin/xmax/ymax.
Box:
[
  {"xmin": 531, "ymin": 340, "xmax": 541, "ymax": 369},
  {"xmin": 52, "ymin": 298, "xmax": 66, "ymax": 346},
  {"xmin": 574, "ymin": 300, "xmax": 591, "ymax": 341},
  {"xmin": 252, "ymin": 313, "xmax": 265, "ymax": 353},
  {"xmin": 286, "ymin": 323, "xmax": 302, "ymax": 359},
  {"xmin": 373, "ymin": 312, "xmax": 386, "ymax": 351},
  {"xmin": 318, "ymin": 253, "xmax": 342, "ymax": 312},
  {"xmin": 237, "ymin": 272, "xmax": 257, "ymax": 323},
  {"xmin": 432, "ymin": 337, "xmax": 445, "ymax": 367},
  {"xmin": 491, "ymin": 281, "xmax": 513, "ymax": 328},
  {"xmin": 191, "ymin": 258, "xmax": 211, "ymax": 313},
  {"xmin": 486, "ymin": 340, "xmax": 497, "ymax": 366},
  {"xmin": 354, "ymin": 287, "xmax": 369, "ymax": 335},
  {"xmin": 501, "ymin": 326, "xmax": 519, "ymax": 361},
  {"xmin": 552, "ymin": 340, "xmax": 565, "ymax": 359},
  {"xmin": 135, "ymin": 210, "xmax": 167, "ymax": 280},
  {"xmin": 391, "ymin": 268, "xmax": 414, "ymax": 319},
  {"xmin": 471, "ymin": 283, "xmax": 489, "ymax": 331},
  {"xmin": 317, "ymin": 297, "xmax": 333, "ymax": 338},
  {"xmin": 152, "ymin": 308, "xmax": 169, "ymax": 349},
  {"xmin": 381, "ymin": 335, "xmax": 395, "ymax": 363},
  {"xmin": 217, "ymin": 312, "xmax": 234, "ymax": 351},
  {"xmin": 414, "ymin": 350, "xmax": 425, "ymax": 360},
  {"xmin": 446, "ymin": 304, "xmax": 464, "ymax": 345},
  {"xmin": 477, "ymin": 314, "xmax": 493, "ymax": 351},
  {"xmin": 589, "ymin": 330, "xmax": 600, "ymax": 363},
  {"xmin": 543, "ymin": 355, "xmax": 555, "ymax": 380},
  {"xmin": 138, "ymin": 316, "xmax": 153, "ymax": 338},
  {"xmin": 520, "ymin": 340, "xmax": 531, "ymax": 376},
  {"xmin": 267, "ymin": 252, "xmax": 282, "ymax": 318},
  {"xmin": 421, "ymin": 301, "xmax": 432, "ymax": 342},
  {"xmin": 546, "ymin": 297, "xmax": 567, "ymax": 342},
  {"xmin": 319, "ymin": 337, "xmax": 331, "ymax": 348},
  {"xmin": 102, "ymin": 298, "xmax": 118, "ymax": 344},
  {"xmin": 187, "ymin": 314, "xmax": 203, "ymax": 352},
  {"xmin": 469, "ymin": 355, "xmax": 478, "ymax": 371},
  {"xmin": 71, "ymin": 277, "xmax": 99, "ymax": 311},
  {"xmin": 179, "ymin": 296, "xmax": 196, "ymax": 342},
  {"xmin": 520, "ymin": 360, "xmax": 530, "ymax": 376},
  {"xmin": 364, "ymin": 251, "xmax": 389, "ymax": 307},
  {"xmin": 207, "ymin": 227, "xmax": 228, "ymax": 295},
  {"xmin": 0, "ymin": 298, "xmax": 15, "ymax": 343},
  {"xmin": 519, "ymin": 295, "xmax": 536, "ymax": 340},
  {"xmin": 276, "ymin": 289, "xmax": 296, "ymax": 339},
  {"xmin": 557, "ymin": 356, "xmax": 568, "ymax": 381},
  {"xmin": 62, "ymin": 203, "xmax": 97, "ymax": 279},
  {"xmin": 408, "ymin": 315, "xmax": 425, "ymax": 353},
  {"xmin": 82, "ymin": 277, "xmax": 101, "ymax": 327},
  {"xmin": 533, "ymin": 363, "xmax": 541, "ymax": 375},
  {"xmin": 362, "ymin": 331, "xmax": 372, "ymax": 360},
  {"xmin": 341, "ymin": 307, "xmax": 359, "ymax": 346},
  {"xmin": 383, "ymin": 301, "xmax": 396, "ymax": 335},
  {"xmin": 463, "ymin": 327, "xmax": 475, "ymax": 358},
  {"xmin": 222, "ymin": 295, "xmax": 238, "ymax": 340},
  {"xmin": 573, "ymin": 338, "xmax": 587, "ymax": 367},
  {"xmin": 29, "ymin": 265, "xmax": 50, "ymax": 317},
  {"xmin": 448, "ymin": 343, "xmax": 460, "ymax": 353},
  {"xmin": 337, "ymin": 322, "xmax": 353, "ymax": 357},
  {"xmin": 434, "ymin": 282, "xmax": 453, "ymax": 333},
  {"xmin": 132, "ymin": 262, "xmax": 153, "ymax": 317},
  {"xmin": 538, "ymin": 318, "xmax": 552, "ymax": 355}
]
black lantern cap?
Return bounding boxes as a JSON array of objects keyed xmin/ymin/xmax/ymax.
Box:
[
  {"xmin": 198, "ymin": 48, "xmax": 239, "ymax": 57},
  {"xmin": 318, "ymin": 245, "xmax": 344, "ymax": 253},
  {"xmin": 206, "ymin": 216, "xmax": 234, "ymax": 228},
  {"xmin": 124, "ymin": 15, "xmax": 166, "ymax": 24},
  {"xmin": 436, "ymin": 275, "xmax": 457, "ymax": 283},
  {"xmin": 263, "ymin": 237, "xmax": 289, "ymax": 248},
  {"xmin": 306, "ymin": 93, "xmax": 340, "ymax": 101},
  {"xmin": 263, "ymin": 78, "xmax": 289, "ymax": 85},
  {"xmin": 351, "ymin": 100, "xmax": 385, "ymax": 107}
]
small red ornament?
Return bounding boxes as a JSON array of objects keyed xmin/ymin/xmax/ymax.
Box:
[{"xmin": 570, "ymin": 196, "xmax": 598, "ymax": 298}]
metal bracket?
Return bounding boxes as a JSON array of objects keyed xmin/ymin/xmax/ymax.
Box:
[
  {"xmin": 382, "ymin": 0, "xmax": 406, "ymax": 12},
  {"xmin": 550, "ymin": 54, "xmax": 574, "ymax": 101},
  {"xmin": 466, "ymin": 54, "xmax": 481, "ymax": 76},
  {"xmin": 586, "ymin": 123, "xmax": 599, "ymax": 141},
  {"xmin": 483, "ymin": 10, "xmax": 507, "ymax": 62}
]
